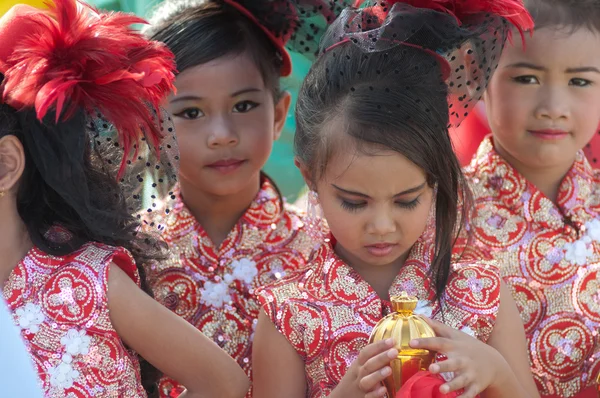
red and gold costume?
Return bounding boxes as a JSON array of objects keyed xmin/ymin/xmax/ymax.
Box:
[
  {"xmin": 462, "ymin": 136, "xmax": 600, "ymax": 397},
  {"xmin": 3, "ymin": 242, "xmax": 146, "ymax": 397},
  {"xmin": 145, "ymin": 177, "xmax": 320, "ymax": 397},
  {"xmin": 258, "ymin": 227, "xmax": 501, "ymax": 397}
]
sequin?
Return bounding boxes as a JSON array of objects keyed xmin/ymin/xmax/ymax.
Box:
[{"xmin": 460, "ymin": 137, "xmax": 600, "ymax": 397}]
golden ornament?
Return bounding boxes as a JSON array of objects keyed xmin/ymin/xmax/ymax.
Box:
[{"xmin": 369, "ymin": 292, "xmax": 436, "ymax": 397}]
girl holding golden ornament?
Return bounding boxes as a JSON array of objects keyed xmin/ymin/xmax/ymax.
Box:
[{"xmin": 253, "ymin": 1, "xmax": 539, "ymax": 397}]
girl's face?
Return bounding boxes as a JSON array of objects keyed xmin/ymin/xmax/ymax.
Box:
[
  {"xmin": 166, "ymin": 53, "xmax": 290, "ymax": 197},
  {"xmin": 484, "ymin": 26, "xmax": 600, "ymax": 172},
  {"xmin": 310, "ymin": 140, "xmax": 434, "ymax": 269}
]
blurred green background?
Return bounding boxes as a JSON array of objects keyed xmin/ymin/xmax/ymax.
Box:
[{"xmin": 90, "ymin": 0, "xmax": 309, "ymax": 201}]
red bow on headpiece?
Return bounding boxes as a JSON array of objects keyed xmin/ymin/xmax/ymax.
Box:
[{"xmin": 0, "ymin": 0, "xmax": 176, "ymax": 176}]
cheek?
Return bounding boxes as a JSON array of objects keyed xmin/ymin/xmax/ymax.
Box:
[{"xmin": 320, "ymin": 202, "xmax": 363, "ymax": 242}]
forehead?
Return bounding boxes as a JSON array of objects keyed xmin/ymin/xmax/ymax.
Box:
[
  {"xmin": 501, "ymin": 26, "xmax": 600, "ymax": 69},
  {"xmin": 173, "ymin": 53, "xmax": 266, "ymax": 94},
  {"xmin": 323, "ymin": 142, "xmax": 427, "ymax": 195}
]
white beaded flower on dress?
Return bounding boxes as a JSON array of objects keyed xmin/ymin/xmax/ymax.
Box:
[
  {"xmin": 61, "ymin": 329, "xmax": 91, "ymax": 356},
  {"xmin": 231, "ymin": 258, "xmax": 258, "ymax": 285},
  {"xmin": 564, "ymin": 237, "xmax": 594, "ymax": 266},
  {"xmin": 15, "ymin": 302, "xmax": 45, "ymax": 334},
  {"xmin": 200, "ymin": 281, "xmax": 232, "ymax": 308},
  {"xmin": 49, "ymin": 354, "xmax": 80, "ymax": 389}
]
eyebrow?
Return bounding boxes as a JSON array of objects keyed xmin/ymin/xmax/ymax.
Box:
[
  {"xmin": 331, "ymin": 182, "xmax": 427, "ymax": 198},
  {"xmin": 506, "ymin": 62, "xmax": 600, "ymax": 74},
  {"xmin": 170, "ymin": 88, "xmax": 262, "ymax": 103}
]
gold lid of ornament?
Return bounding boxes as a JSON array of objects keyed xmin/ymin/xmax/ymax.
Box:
[
  {"xmin": 368, "ymin": 292, "xmax": 436, "ymax": 397},
  {"xmin": 596, "ymin": 371, "xmax": 599, "ymax": 397}
]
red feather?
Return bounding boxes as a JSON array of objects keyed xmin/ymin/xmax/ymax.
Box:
[{"xmin": 0, "ymin": 0, "xmax": 176, "ymax": 177}]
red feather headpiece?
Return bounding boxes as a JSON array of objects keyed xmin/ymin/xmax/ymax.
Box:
[{"xmin": 0, "ymin": 0, "xmax": 176, "ymax": 176}]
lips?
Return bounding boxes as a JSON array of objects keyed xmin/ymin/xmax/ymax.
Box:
[
  {"xmin": 365, "ymin": 242, "xmax": 398, "ymax": 257},
  {"xmin": 205, "ymin": 158, "xmax": 246, "ymax": 174},
  {"xmin": 528, "ymin": 129, "xmax": 570, "ymax": 140}
]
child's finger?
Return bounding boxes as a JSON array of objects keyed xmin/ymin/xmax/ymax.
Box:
[
  {"xmin": 429, "ymin": 358, "xmax": 462, "ymax": 374},
  {"xmin": 359, "ymin": 365, "xmax": 391, "ymax": 392},
  {"xmin": 456, "ymin": 384, "xmax": 480, "ymax": 398},
  {"xmin": 410, "ymin": 336, "xmax": 454, "ymax": 353},
  {"xmin": 357, "ymin": 338, "xmax": 395, "ymax": 365},
  {"xmin": 360, "ymin": 348, "xmax": 398, "ymax": 377},
  {"xmin": 422, "ymin": 317, "xmax": 458, "ymax": 338},
  {"xmin": 365, "ymin": 385, "xmax": 388, "ymax": 398},
  {"xmin": 440, "ymin": 373, "xmax": 471, "ymax": 393}
]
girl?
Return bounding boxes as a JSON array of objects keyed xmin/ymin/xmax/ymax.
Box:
[
  {"xmin": 141, "ymin": 1, "xmax": 353, "ymax": 396},
  {"xmin": 460, "ymin": 0, "xmax": 600, "ymax": 396},
  {"xmin": 253, "ymin": 1, "xmax": 539, "ymax": 397},
  {"xmin": 0, "ymin": 1, "xmax": 249, "ymax": 397}
]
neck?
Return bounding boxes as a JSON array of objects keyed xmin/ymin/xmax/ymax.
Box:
[
  {"xmin": 494, "ymin": 143, "xmax": 574, "ymax": 203},
  {"xmin": 179, "ymin": 174, "xmax": 262, "ymax": 248},
  {"xmin": 0, "ymin": 205, "xmax": 32, "ymax": 286},
  {"xmin": 335, "ymin": 243, "xmax": 408, "ymax": 300}
]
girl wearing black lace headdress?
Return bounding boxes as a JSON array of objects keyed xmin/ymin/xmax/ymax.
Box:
[
  {"xmin": 0, "ymin": 1, "xmax": 249, "ymax": 397},
  {"xmin": 253, "ymin": 1, "xmax": 540, "ymax": 397}
]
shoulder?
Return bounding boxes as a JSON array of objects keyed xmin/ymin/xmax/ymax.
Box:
[{"xmin": 65, "ymin": 242, "xmax": 140, "ymax": 285}]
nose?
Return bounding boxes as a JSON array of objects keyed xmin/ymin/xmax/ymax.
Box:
[
  {"xmin": 534, "ymin": 86, "xmax": 570, "ymax": 121},
  {"xmin": 366, "ymin": 206, "xmax": 397, "ymax": 237},
  {"xmin": 207, "ymin": 116, "xmax": 239, "ymax": 148}
]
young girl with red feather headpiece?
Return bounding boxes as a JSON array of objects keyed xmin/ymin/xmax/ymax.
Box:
[
  {"xmin": 252, "ymin": 1, "xmax": 539, "ymax": 397},
  {"xmin": 0, "ymin": 1, "xmax": 249, "ymax": 397}
]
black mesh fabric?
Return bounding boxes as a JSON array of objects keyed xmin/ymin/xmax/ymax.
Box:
[{"xmin": 321, "ymin": 0, "xmax": 521, "ymax": 127}]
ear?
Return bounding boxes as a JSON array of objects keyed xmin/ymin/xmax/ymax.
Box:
[
  {"xmin": 294, "ymin": 157, "xmax": 316, "ymax": 191},
  {"xmin": 0, "ymin": 135, "xmax": 26, "ymax": 194},
  {"xmin": 273, "ymin": 91, "xmax": 292, "ymax": 141}
]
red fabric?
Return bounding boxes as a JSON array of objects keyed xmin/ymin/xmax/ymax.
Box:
[
  {"xmin": 449, "ymin": 108, "xmax": 490, "ymax": 166},
  {"xmin": 396, "ymin": 371, "xmax": 473, "ymax": 398},
  {"xmin": 0, "ymin": 0, "xmax": 175, "ymax": 177}
]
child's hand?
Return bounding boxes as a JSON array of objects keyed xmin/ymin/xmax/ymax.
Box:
[
  {"xmin": 409, "ymin": 318, "xmax": 507, "ymax": 398},
  {"xmin": 331, "ymin": 338, "xmax": 398, "ymax": 398}
]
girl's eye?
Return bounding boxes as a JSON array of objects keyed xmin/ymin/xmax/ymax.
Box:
[
  {"xmin": 512, "ymin": 75, "xmax": 539, "ymax": 85},
  {"xmin": 174, "ymin": 108, "xmax": 204, "ymax": 120},
  {"xmin": 233, "ymin": 101, "xmax": 260, "ymax": 113},
  {"xmin": 395, "ymin": 197, "xmax": 421, "ymax": 210},
  {"xmin": 570, "ymin": 78, "xmax": 592, "ymax": 87},
  {"xmin": 340, "ymin": 200, "xmax": 366, "ymax": 212}
]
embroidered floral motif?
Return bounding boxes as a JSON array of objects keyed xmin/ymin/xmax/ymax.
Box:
[{"xmin": 15, "ymin": 303, "xmax": 45, "ymax": 334}]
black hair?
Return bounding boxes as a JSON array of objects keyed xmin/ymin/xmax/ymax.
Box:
[
  {"xmin": 144, "ymin": 0, "xmax": 282, "ymax": 100},
  {"xmin": 295, "ymin": 44, "xmax": 471, "ymax": 301},
  {"xmin": 524, "ymin": 0, "xmax": 600, "ymax": 33},
  {"xmin": 0, "ymin": 103, "xmax": 163, "ymax": 397}
]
